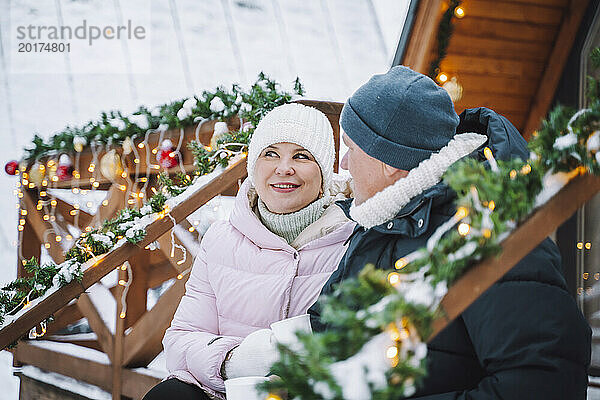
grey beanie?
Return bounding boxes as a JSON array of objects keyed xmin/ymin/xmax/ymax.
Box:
[{"xmin": 340, "ymin": 65, "xmax": 460, "ymax": 171}]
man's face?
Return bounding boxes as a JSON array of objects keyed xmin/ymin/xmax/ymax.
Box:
[{"xmin": 340, "ymin": 133, "xmax": 407, "ymax": 205}]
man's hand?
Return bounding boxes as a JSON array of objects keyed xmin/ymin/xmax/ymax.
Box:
[{"xmin": 224, "ymin": 329, "xmax": 279, "ymax": 379}]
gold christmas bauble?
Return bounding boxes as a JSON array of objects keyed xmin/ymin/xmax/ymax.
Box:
[
  {"xmin": 100, "ymin": 149, "xmax": 124, "ymax": 181},
  {"xmin": 29, "ymin": 162, "xmax": 46, "ymax": 186}
]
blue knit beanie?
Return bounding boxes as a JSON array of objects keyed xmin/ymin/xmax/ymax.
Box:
[{"xmin": 340, "ymin": 66, "xmax": 460, "ymax": 171}]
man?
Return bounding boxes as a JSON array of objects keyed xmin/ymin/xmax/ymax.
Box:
[{"xmin": 308, "ymin": 66, "xmax": 591, "ymax": 399}]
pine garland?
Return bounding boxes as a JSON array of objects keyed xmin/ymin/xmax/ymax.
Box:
[
  {"xmin": 22, "ymin": 72, "xmax": 303, "ymax": 163},
  {"xmin": 428, "ymin": 0, "xmax": 462, "ymax": 80},
  {"xmin": 1, "ymin": 73, "xmax": 303, "ymax": 340},
  {"xmin": 262, "ymin": 51, "xmax": 600, "ymax": 399}
]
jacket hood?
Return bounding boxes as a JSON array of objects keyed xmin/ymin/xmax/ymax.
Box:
[
  {"xmin": 229, "ymin": 176, "xmax": 353, "ymax": 251},
  {"xmin": 458, "ymin": 107, "xmax": 529, "ymax": 162}
]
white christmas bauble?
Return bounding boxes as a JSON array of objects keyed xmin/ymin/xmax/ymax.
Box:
[
  {"xmin": 59, "ymin": 154, "xmax": 72, "ymax": 166},
  {"xmin": 100, "ymin": 149, "xmax": 124, "ymax": 181}
]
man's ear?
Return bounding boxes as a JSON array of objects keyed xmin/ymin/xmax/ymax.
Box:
[{"xmin": 382, "ymin": 162, "xmax": 409, "ymax": 180}]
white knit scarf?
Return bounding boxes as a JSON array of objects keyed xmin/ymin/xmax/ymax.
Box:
[{"xmin": 349, "ymin": 132, "xmax": 488, "ymax": 229}]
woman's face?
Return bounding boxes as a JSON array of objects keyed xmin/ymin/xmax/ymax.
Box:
[{"xmin": 254, "ymin": 142, "xmax": 323, "ymax": 214}]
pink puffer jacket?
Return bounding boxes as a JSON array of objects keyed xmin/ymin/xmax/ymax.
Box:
[{"xmin": 163, "ymin": 179, "xmax": 355, "ymax": 395}]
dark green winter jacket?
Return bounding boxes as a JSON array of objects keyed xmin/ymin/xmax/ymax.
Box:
[{"xmin": 308, "ymin": 108, "xmax": 591, "ymax": 399}]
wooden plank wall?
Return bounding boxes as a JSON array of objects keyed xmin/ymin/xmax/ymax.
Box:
[{"xmin": 404, "ymin": 0, "xmax": 590, "ymax": 136}]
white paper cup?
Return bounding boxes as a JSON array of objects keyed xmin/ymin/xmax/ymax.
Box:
[
  {"xmin": 224, "ymin": 376, "xmax": 269, "ymax": 400},
  {"xmin": 270, "ymin": 313, "xmax": 312, "ymax": 349}
]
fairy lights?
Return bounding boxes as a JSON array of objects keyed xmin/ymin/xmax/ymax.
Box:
[
  {"xmin": 483, "ymin": 147, "xmax": 499, "ymax": 172},
  {"xmin": 388, "ymin": 272, "xmax": 400, "ymax": 286},
  {"xmin": 457, "ymin": 223, "xmax": 471, "ymax": 236}
]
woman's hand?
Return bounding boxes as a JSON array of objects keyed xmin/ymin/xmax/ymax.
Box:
[{"xmin": 224, "ymin": 329, "xmax": 279, "ymax": 379}]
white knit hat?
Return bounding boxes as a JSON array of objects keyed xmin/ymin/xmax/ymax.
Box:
[{"xmin": 247, "ymin": 103, "xmax": 335, "ymax": 192}]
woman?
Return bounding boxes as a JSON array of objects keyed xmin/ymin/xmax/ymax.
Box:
[{"xmin": 143, "ymin": 103, "xmax": 355, "ymax": 400}]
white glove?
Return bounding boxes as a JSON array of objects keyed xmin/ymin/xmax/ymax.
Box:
[{"xmin": 224, "ymin": 329, "xmax": 279, "ymax": 379}]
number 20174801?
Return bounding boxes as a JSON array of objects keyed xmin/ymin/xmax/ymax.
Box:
[{"xmin": 18, "ymin": 42, "xmax": 71, "ymax": 53}]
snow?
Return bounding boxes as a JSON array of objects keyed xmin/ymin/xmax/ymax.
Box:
[
  {"xmin": 86, "ymin": 283, "xmax": 116, "ymax": 334},
  {"xmin": 20, "ymin": 365, "xmax": 111, "ymax": 400}
]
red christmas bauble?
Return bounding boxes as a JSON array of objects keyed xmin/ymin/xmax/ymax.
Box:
[
  {"xmin": 57, "ymin": 165, "xmax": 73, "ymax": 181},
  {"xmin": 157, "ymin": 148, "xmax": 180, "ymax": 169},
  {"xmin": 5, "ymin": 160, "xmax": 18, "ymax": 175}
]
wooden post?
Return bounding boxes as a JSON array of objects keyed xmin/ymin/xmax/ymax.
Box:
[
  {"xmin": 112, "ymin": 265, "xmax": 126, "ymax": 400},
  {"xmin": 124, "ymin": 252, "xmax": 149, "ymax": 331},
  {"xmin": 18, "ymin": 215, "xmax": 40, "ymax": 279}
]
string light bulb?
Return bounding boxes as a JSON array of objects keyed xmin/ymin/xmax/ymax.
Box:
[
  {"xmin": 455, "ymin": 206, "xmax": 469, "ymax": 220},
  {"xmin": 386, "ymin": 346, "xmax": 398, "ymax": 359},
  {"xmin": 120, "ymin": 312, "xmax": 126, "ymax": 319},
  {"xmin": 483, "ymin": 147, "xmax": 499, "ymax": 172},
  {"xmin": 388, "ymin": 272, "xmax": 400, "ymax": 286},
  {"xmin": 454, "ymin": 6, "xmax": 465, "ymax": 18},
  {"xmin": 458, "ymin": 223, "xmax": 471, "ymax": 236},
  {"xmin": 395, "ymin": 258, "xmax": 408, "ymax": 270}
]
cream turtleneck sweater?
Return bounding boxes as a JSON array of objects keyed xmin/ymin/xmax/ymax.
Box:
[{"xmin": 257, "ymin": 196, "xmax": 329, "ymax": 244}]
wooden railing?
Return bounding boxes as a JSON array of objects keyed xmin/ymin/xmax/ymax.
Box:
[{"xmin": 4, "ymin": 99, "xmax": 599, "ymax": 399}]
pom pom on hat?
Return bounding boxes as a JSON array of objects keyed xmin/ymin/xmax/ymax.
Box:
[{"xmin": 247, "ymin": 103, "xmax": 334, "ymax": 192}]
